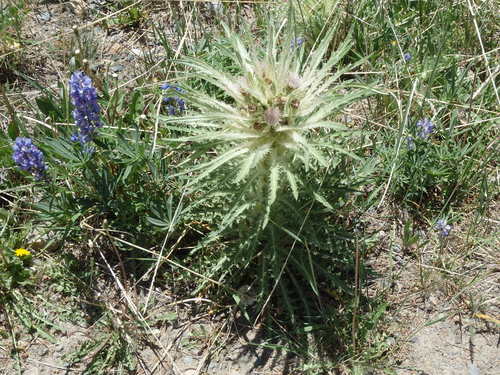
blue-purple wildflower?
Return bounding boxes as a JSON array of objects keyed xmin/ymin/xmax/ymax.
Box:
[
  {"xmin": 406, "ymin": 136, "xmax": 415, "ymax": 150},
  {"xmin": 12, "ymin": 137, "xmax": 47, "ymax": 180},
  {"xmin": 161, "ymin": 83, "xmax": 186, "ymax": 116},
  {"xmin": 436, "ymin": 219, "xmax": 452, "ymax": 237},
  {"xmin": 290, "ymin": 37, "xmax": 304, "ymax": 49},
  {"xmin": 416, "ymin": 118, "xmax": 434, "ymax": 139},
  {"xmin": 404, "ymin": 52, "xmax": 411, "ymax": 62},
  {"xmin": 69, "ymin": 71, "xmax": 102, "ymax": 144}
]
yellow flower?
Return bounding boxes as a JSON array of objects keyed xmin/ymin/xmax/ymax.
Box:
[
  {"xmin": 14, "ymin": 248, "xmax": 31, "ymax": 257},
  {"xmin": 391, "ymin": 40, "xmax": 397, "ymax": 46}
]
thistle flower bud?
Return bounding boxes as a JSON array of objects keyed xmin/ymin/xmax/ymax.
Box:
[
  {"xmin": 287, "ymin": 72, "xmax": 301, "ymax": 89},
  {"xmin": 264, "ymin": 107, "xmax": 281, "ymax": 127}
]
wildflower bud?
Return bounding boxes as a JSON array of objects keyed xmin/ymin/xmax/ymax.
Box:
[
  {"xmin": 139, "ymin": 114, "xmax": 147, "ymax": 120},
  {"xmin": 82, "ymin": 58, "xmax": 88, "ymax": 65},
  {"xmin": 74, "ymin": 49, "xmax": 80, "ymax": 55},
  {"xmin": 264, "ymin": 107, "xmax": 281, "ymax": 126},
  {"xmin": 226, "ymin": 81, "xmax": 242, "ymax": 97},
  {"xmin": 287, "ymin": 72, "xmax": 301, "ymax": 89},
  {"xmin": 290, "ymin": 37, "xmax": 304, "ymax": 49}
]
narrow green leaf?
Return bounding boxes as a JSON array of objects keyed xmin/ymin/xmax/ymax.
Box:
[
  {"xmin": 313, "ymin": 192, "xmax": 333, "ymax": 210},
  {"xmin": 284, "ymin": 169, "xmax": 299, "ymax": 200}
]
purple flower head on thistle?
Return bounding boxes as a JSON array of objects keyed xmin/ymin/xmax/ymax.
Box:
[
  {"xmin": 12, "ymin": 137, "xmax": 47, "ymax": 180},
  {"xmin": 404, "ymin": 52, "xmax": 411, "ymax": 62},
  {"xmin": 69, "ymin": 71, "xmax": 102, "ymax": 144},
  {"xmin": 290, "ymin": 37, "xmax": 304, "ymax": 49},
  {"xmin": 436, "ymin": 219, "xmax": 452, "ymax": 237},
  {"xmin": 161, "ymin": 83, "xmax": 186, "ymax": 115},
  {"xmin": 416, "ymin": 118, "xmax": 434, "ymax": 139}
]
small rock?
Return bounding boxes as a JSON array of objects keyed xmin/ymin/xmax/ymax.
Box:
[
  {"xmin": 90, "ymin": 63, "xmax": 104, "ymax": 72},
  {"xmin": 385, "ymin": 336, "xmax": 396, "ymax": 346},
  {"xmin": 468, "ymin": 363, "xmax": 480, "ymax": 375},
  {"xmin": 131, "ymin": 48, "xmax": 143, "ymax": 57},
  {"xmin": 208, "ymin": 2, "xmax": 223, "ymax": 13},
  {"xmin": 182, "ymin": 356, "xmax": 195, "ymax": 366},
  {"xmin": 39, "ymin": 12, "xmax": 51, "ymax": 22},
  {"xmin": 207, "ymin": 362, "xmax": 218, "ymax": 372},
  {"xmin": 38, "ymin": 346, "xmax": 49, "ymax": 356},
  {"xmin": 409, "ymin": 336, "xmax": 418, "ymax": 343},
  {"xmin": 110, "ymin": 64, "xmax": 124, "ymax": 73},
  {"xmin": 428, "ymin": 294, "xmax": 439, "ymax": 307},
  {"xmin": 22, "ymin": 368, "xmax": 39, "ymax": 375}
]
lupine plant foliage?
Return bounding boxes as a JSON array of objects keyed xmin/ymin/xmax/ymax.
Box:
[{"xmin": 382, "ymin": 114, "xmax": 493, "ymax": 208}]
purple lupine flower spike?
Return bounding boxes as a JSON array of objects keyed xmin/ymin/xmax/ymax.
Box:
[
  {"xmin": 12, "ymin": 137, "xmax": 47, "ymax": 180},
  {"xmin": 161, "ymin": 83, "xmax": 186, "ymax": 116},
  {"xmin": 416, "ymin": 118, "xmax": 434, "ymax": 139},
  {"xmin": 69, "ymin": 71, "xmax": 102, "ymax": 144}
]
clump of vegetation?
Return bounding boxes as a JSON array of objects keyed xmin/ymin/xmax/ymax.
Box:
[{"xmin": 0, "ymin": 0, "xmax": 497, "ymax": 373}]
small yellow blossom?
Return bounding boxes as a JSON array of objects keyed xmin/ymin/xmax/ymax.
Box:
[
  {"xmin": 391, "ymin": 40, "xmax": 397, "ymax": 46},
  {"xmin": 14, "ymin": 248, "xmax": 31, "ymax": 257}
]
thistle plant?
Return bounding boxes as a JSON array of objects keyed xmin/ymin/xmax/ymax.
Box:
[{"xmin": 164, "ymin": 22, "xmax": 368, "ymax": 226}]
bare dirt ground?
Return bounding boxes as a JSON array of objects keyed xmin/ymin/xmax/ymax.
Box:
[
  {"xmin": 1, "ymin": 1, "xmax": 498, "ymax": 374},
  {"xmin": 366, "ymin": 203, "xmax": 499, "ymax": 375}
]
